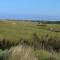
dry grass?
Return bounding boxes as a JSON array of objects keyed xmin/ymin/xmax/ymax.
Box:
[
  {"xmin": 8, "ymin": 45, "xmax": 38, "ymax": 60},
  {"xmin": 0, "ymin": 21, "xmax": 60, "ymax": 60}
]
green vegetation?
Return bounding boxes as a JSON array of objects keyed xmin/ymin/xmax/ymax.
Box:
[{"xmin": 0, "ymin": 20, "xmax": 60, "ymax": 60}]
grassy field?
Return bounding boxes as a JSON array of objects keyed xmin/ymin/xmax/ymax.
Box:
[
  {"xmin": 0, "ymin": 20, "xmax": 60, "ymax": 60},
  {"xmin": 0, "ymin": 21, "xmax": 60, "ymax": 40}
]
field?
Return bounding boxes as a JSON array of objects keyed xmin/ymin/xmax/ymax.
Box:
[
  {"xmin": 0, "ymin": 20, "xmax": 60, "ymax": 60},
  {"xmin": 0, "ymin": 21, "xmax": 60, "ymax": 40}
]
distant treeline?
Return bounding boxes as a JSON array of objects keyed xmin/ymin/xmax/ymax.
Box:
[
  {"xmin": 31, "ymin": 20, "xmax": 60, "ymax": 24},
  {"xmin": 41, "ymin": 21, "xmax": 60, "ymax": 24},
  {"xmin": 19, "ymin": 20, "xmax": 60, "ymax": 24},
  {"xmin": 0, "ymin": 19, "xmax": 60, "ymax": 24}
]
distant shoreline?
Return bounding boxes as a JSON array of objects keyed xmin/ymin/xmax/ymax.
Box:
[{"xmin": 0, "ymin": 19, "xmax": 60, "ymax": 24}]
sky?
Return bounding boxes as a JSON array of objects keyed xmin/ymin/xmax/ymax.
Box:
[{"xmin": 0, "ymin": 0, "xmax": 60, "ymax": 20}]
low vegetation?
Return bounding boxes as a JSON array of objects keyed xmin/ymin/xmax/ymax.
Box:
[{"xmin": 0, "ymin": 20, "xmax": 60, "ymax": 60}]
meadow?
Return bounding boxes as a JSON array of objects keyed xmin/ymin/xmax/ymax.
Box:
[
  {"xmin": 0, "ymin": 20, "xmax": 60, "ymax": 60},
  {"xmin": 0, "ymin": 20, "xmax": 60, "ymax": 40}
]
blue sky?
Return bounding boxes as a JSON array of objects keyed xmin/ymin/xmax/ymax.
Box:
[{"xmin": 0, "ymin": 0, "xmax": 60, "ymax": 20}]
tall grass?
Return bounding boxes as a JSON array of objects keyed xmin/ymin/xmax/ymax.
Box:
[
  {"xmin": 0, "ymin": 33, "xmax": 60, "ymax": 52},
  {"xmin": 5, "ymin": 45, "xmax": 60, "ymax": 60},
  {"xmin": 8, "ymin": 45, "xmax": 38, "ymax": 60},
  {"xmin": 0, "ymin": 21, "xmax": 60, "ymax": 60}
]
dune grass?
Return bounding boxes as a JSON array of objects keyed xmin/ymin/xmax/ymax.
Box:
[
  {"xmin": 0, "ymin": 21, "xmax": 60, "ymax": 60},
  {"xmin": 5, "ymin": 45, "xmax": 60, "ymax": 60},
  {"xmin": 0, "ymin": 21, "xmax": 60, "ymax": 41}
]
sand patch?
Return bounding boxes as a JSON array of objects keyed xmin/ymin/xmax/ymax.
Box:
[{"xmin": 12, "ymin": 22, "xmax": 16, "ymax": 24}]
